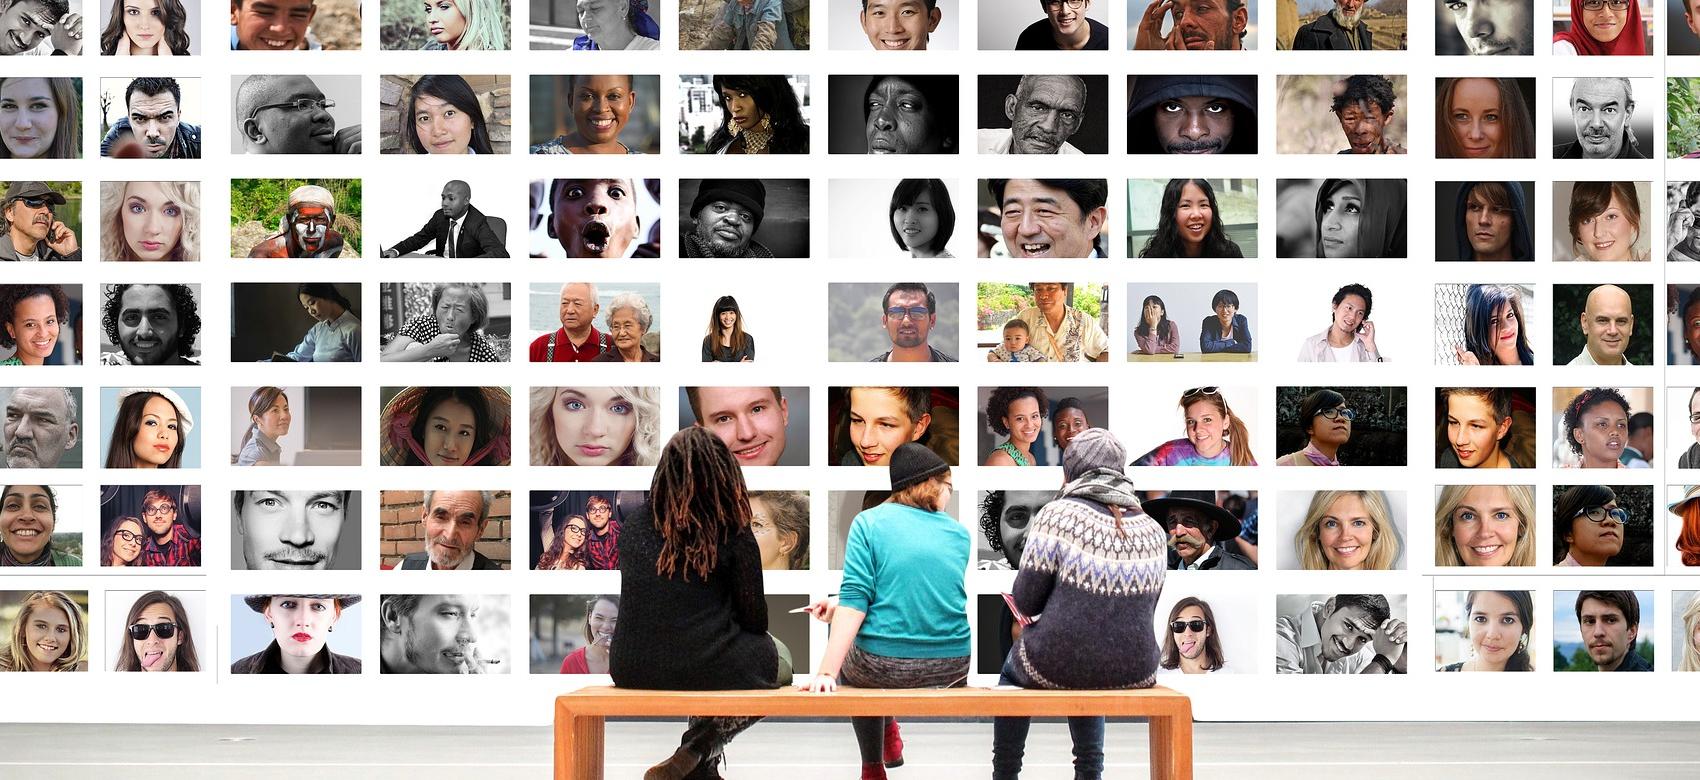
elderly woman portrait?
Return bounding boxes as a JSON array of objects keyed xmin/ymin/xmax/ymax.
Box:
[
  {"xmin": 1434, "ymin": 78, "xmax": 1535, "ymax": 158},
  {"xmin": 231, "ymin": 594, "xmax": 361, "ymax": 674},
  {"xmin": 560, "ymin": 0, "xmax": 660, "ymax": 49},
  {"xmin": 379, "ymin": 386, "xmax": 511, "ymax": 467},
  {"xmin": 99, "ymin": 181, "xmax": 199, "ymax": 261},
  {"xmin": 590, "ymin": 292, "xmax": 658, "ymax": 362},
  {"xmin": 0, "ymin": 77, "xmax": 80, "ymax": 159},
  {"xmin": 381, "ymin": 282, "xmax": 505, "ymax": 363},
  {"xmin": 531, "ymin": 74, "xmax": 656, "ymax": 154},
  {"xmin": 692, "ymin": 74, "xmax": 810, "ymax": 155},
  {"xmin": 1434, "ymin": 484, "xmax": 1536, "ymax": 567},
  {"xmin": 529, "ymin": 386, "xmax": 660, "ymax": 466}
]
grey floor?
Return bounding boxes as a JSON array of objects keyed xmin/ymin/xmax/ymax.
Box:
[{"xmin": 2, "ymin": 721, "xmax": 1698, "ymax": 778}]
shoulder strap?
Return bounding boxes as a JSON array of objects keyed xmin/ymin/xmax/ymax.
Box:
[{"xmin": 547, "ymin": 331, "xmax": 557, "ymax": 361}]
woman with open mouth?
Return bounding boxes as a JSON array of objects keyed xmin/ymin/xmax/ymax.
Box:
[
  {"xmin": 0, "ymin": 590, "xmax": 87, "ymax": 671},
  {"xmin": 98, "ymin": 0, "xmax": 191, "ymax": 55},
  {"xmin": 1138, "ymin": 179, "xmax": 1244, "ymax": 258},
  {"xmin": 1567, "ymin": 181, "xmax": 1647, "ymax": 261},
  {"xmin": 528, "ymin": 386, "xmax": 659, "ymax": 466},
  {"xmin": 115, "ymin": 590, "xmax": 199, "ymax": 672},
  {"xmin": 1294, "ymin": 490, "xmax": 1399, "ymax": 571},
  {"xmin": 1558, "ymin": 387, "xmax": 1637, "ymax": 468},
  {"xmin": 1, "ymin": 484, "xmax": 81, "ymax": 566},
  {"xmin": 232, "ymin": 594, "xmax": 362, "ymax": 674},
  {"xmin": 1553, "ymin": 0, "xmax": 1645, "ymax": 55},
  {"xmin": 1439, "ymin": 591, "xmax": 1534, "ymax": 672},
  {"xmin": 560, "ymin": 594, "xmax": 617, "ymax": 672},
  {"xmin": 380, "ymin": 386, "xmax": 512, "ymax": 467},
  {"xmin": 399, "ymin": 75, "xmax": 495, "ymax": 155},
  {"xmin": 0, "ymin": 77, "xmax": 80, "ymax": 159},
  {"xmin": 701, "ymin": 74, "xmax": 808, "ymax": 155},
  {"xmin": 983, "ymin": 387, "xmax": 1047, "ymax": 467},
  {"xmin": 0, "ymin": 284, "xmax": 71, "ymax": 366},
  {"xmin": 532, "ymin": 74, "xmax": 649, "ymax": 154},
  {"xmin": 1159, "ymin": 597, "xmax": 1227, "ymax": 675}
]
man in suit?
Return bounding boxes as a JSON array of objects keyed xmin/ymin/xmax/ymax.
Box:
[
  {"xmin": 382, "ymin": 180, "xmax": 508, "ymax": 258},
  {"xmin": 396, "ymin": 490, "xmax": 506, "ymax": 570}
]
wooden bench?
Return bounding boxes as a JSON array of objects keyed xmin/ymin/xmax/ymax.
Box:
[{"xmin": 555, "ymin": 686, "xmax": 1192, "ymax": 780}]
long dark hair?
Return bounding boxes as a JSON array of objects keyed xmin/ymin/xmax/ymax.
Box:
[
  {"xmin": 101, "ymin": 516, "xmax": 143, "ymax": 566},
  {"xmin": 1465, "ymin": 590, "xmax": 1533, "ymax": 671},
  {"xmin": 705, "ymin": 74, "xmax": 808, "ymax": 154},
  {"xmin": 405, "ymin": 75, "xmax": 495, "ymax": 155},
  {"xmin": 1160, "ymin": 596, "xmax": 1225, "ymax": 671},
  {"xmin": 0, "ymin": 78, "xmax": 80, "ymax": 159},
  {"xmin": 704, "ymin": 295, "xmax": 747, "ymax": 357},
  {"xmin": 297, "ymin": 282, "xmax": 353, "ymax": 314},
  {"xmin": 537, "ymin": 513, "xmax": 590, "ymax": 570},
  {"xmin": 99, "ymin": 0, "xmax": 192, "ymax": 55},
  {"xmin": 647, "ymin": 427, "xmax": 750, "ymax": 581},
  {"xmin": 1134, "ymin": 295, "xmax": 1172, "ymax": 339},
  {"xmin": 1463, "ymin": 284, "xmax": 1534, "ymax": 365},
  {"xmin": 888, "ymin": 178, "xmax": 955, "ymax": 255},
  {"xmin": 105, "ymin": 392, "xmax": 184, "ymax": 468},
  {"xmin": 1140, "ymin": 179, "xmax": 1237, "ymax": 258},
  {"xmin": 114, "ymin": 590, "xmax": 198, "ymax": 672},
  {"xmin": 407, "ymin": 387, "xmax": 496, "ymax": 466}
]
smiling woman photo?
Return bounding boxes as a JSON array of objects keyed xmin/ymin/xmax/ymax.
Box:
[
  {"xmin": 888, "ymin": 178, "xmax": 954, "ymax": 258},
  {"xmin": 1553, "ymin": 0, "xmax": 1645, "ymax": 55},
  {"xmin": 1439, "ymin": 591, "xmax": 1534, "ymax": 671},
  {"xmin": 532, "ymin": 74, "xmax": 647, "ymax": 155},
  {"xmin": 0, "ymin": 285, "xmax": 71, "ymax": 366},
  {"xmin": 1434, "ymin": 484, "xmax": 1537, "ymax": 567},
  {"xmin": 0, "ymin": 77, "xmax": 80, "ymax": 159},
  {"xmin": 983, "ymin": 387, "xmax": 1047, "ymax": 467},
  {"xmin": 1138, "ymin": 179, "xmax": 1243, "ymax": 259},
  {"xmin": 1, "ymin": 484, "xmax": 80, "ymax": 566},
  {"xmin": 1566, "ymin": 181, "xmax": 1647, "ymax": 261},
  {"xmin": 1294, "ymin": 490, "xmax": 1398, "ymax": 571},
  {"xmin": 0, "ymin": 591, "xmax": 86, "ymax": 671}
]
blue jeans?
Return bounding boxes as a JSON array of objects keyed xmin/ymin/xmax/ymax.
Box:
[{"xmin": 990, "ymin": 653, "xmax": 1105, "ymax": 780}]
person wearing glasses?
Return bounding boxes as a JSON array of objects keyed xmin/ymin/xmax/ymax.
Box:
[
  {"xmin": 1277, "ymin": 389, "xmax": 1353, "ymax": 467},
  {"xmin": 1144, "ymin": 490, "xmax": 1254, "ymax": 571},
  {"xmin": 1276, "ymin": 593, "xmax": 1406, "ymax": 674},
  {"xmin": 2, "ymin": 181, "xmax": 79, "ymax": 262},
  {"xmin": 1015, "ymin": 0, "xmax": 1107, "ymax": 50},
  {"xmin": 234, "ymin": 75, "xmax": 360, "ymax": 154},
  {"xmin": 1554, "ymin": 485, "xmax": 1626, "ymax": 566},
  {"xmin": 101, "ymin": 517, "xmax": 145, "ymax": 566},
  {"xmin": 137, "ymin": 488, "xmax": 199, "ymax": 567},
  {"xmin": 1159, "ymin": 597, "xmax": 1227, "ymax": 675},
  {"xmin": 115, "ymin": 590, "xmax": 199, "ymax": 672},
  {"xmin": 1559, "ymin": 387, "xmax": 1637, "ymax": 469},
  {"xmin": 869, "ymin": 282, "xmax": 956, "ymax": 362},
  {"xmin": 1554, "ymin": 0, "xmax": 1644, "ymax": 55},
  {"xmin": 1298, "ymin": 284, "xmax": 1381, "ymax": 363}
]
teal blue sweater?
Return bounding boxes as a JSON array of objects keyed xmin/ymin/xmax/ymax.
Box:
[{"xmin": 838, "ymin": 502, "xmax": 971, "ymax": 658}]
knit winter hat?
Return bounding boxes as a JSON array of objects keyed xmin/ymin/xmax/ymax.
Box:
[
  {"xmin": 1062, "ymin": 428, "xmax": 1125, "ymax": 482},
  {"xmin": 889, "ymin": 442, "xmax": 949, "ymax": 492}
]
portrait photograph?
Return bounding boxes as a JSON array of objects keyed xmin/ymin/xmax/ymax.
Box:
[
  {"xmin": 1274, "ymin": 179, "xmax": 1407, "ymax": 258},
  {"xmin": 1126, "ymin": 75, "xmax": 1257, "ymax": 154},
  {"xmin": 530, "ymin": 179, "xmax": 662, "ymax": 259},
  {"xmin": 976, "ymin": 74, "xmax": 1107, "ymax": 155},
  {"xmin": 1674, "ymin": 592, "xmax": 1700, "ymax": 669},
  {"xmin": 378, "ymin": 282, "xmax": 511, "ymax": 363},
  {"xmin": 108, "ymin": 589, "xmax": 206, "ymax": 672},
  {"xmin": 679, "ymin": 387, "xmax": 810, "ymax": 467},
  {"xmin": 379, "ymin": 75, "xmax": 510, "ymax": 154},
  {"xmin": 1433, "ymin": 283, "xmax": 1539, "ymax": 366},
  {"xmin": 1128, "ymin": 179, "xmax": 1256, "ymax": 259},
  {"xmin": 830, "ymin": 489, "xmax": 961, "ymax": 569},
  {"xmin": 1552, "ymin": 181, "xmax": 1652, "ymax": 261},
  {"xmin": 975, "ymin": 282, "xmax": 1111, "ymax": 362},
  {"xmin": 1129, "ymin": 0, "xmax": 1258, "ymax": 50},
  {"xmin": 828, "ymin": 74, "xmax": 957, "ymax": 154},
  {"xmin": 1138, "ymin": 488, "xmax": 1259, "ymax": 571},
  {"xmin": 1126, "ymin": 385, "xmax": 1260, "ymax": 467},
  {"xmin": 1434, "ymin": 77, "xmax": 1536, "ymax": 158},
  {"xmin": 98, "ymin": 76, "xmax": 197, "ymax": 159},
  {"xmin": 678, "ymin": 74, "xmax": 810, "ymax": 154},
  {"xmin": 1668, "ymin": 182, "xmax": 1700, "ymax": 261},
  {"xmin": 1128, "ymin": 284, "xmax": 1258, "ymax": 362},
  {"xmin": 1665, "ymin": 388, "xmax": 1700, "ymax": 464},
  {"xmin": 378, "ymin": 593, "xmax": 511, "ymax": 673},
  {"xmin": 230, "ymin": 0, "xmax": 362, "ymax": 51},
  {"xmin": 0, "ymin": 284, "xmax": 82, "ymax": 366},
  {"xmin": 230, "ymin": 282, "xmax": 363, "ymax": 363},
  {"xmin": 1434, "ymin": 182, "xmax": 1535, "ymax": 261},
  {"xmin": 99, "ymin": 387, "xmax": 200, "ymax": 469},
  {"xmin": 530, "ymin": 0, "xmax": 662, "ymax": 50},
  {"xmin": 1276, "ymin": 75, "xmax": 1407, "ymax": 155},
  {"xmin": 1274, "ymin": 490, "xmax": 1407, "ymax": 571},
  {"xmin": 1266, "ymin": 279, "xmax": 1408, "ymax": 363},
  {"xmin": 379, "ymin": 0, "xmax": 509, "ymax": 50},
  {"xmin": 977, "ymin": 489, "xmax": 1051, "ymax": 571},
  {"xmin": 1551, "ymin": 77, "xmax": 1653, "ymax": 159},
  {"xmin": 831, "ymin": 0, "xmax": 958, "ymax": 50},
  {"xmin": 0, "ymin": 590, "xmax": 88, "ymax": 672},
  {"xmin": 99, "ymin": 181, "xmax": 197, "ymax": 262},
  {"xmin": 1274, "ymin": 593, "xmax": 1408, "ymax": 674},
  {"xmin": 1552, "ymin": 0, "xmax": 1650, "ymax": 54},
  {"xmin": 828, "ymin": 179, "xmax": 967, "ymax": 259},
  {"xmin": 0, "ymin": 3, "xmax": 84, "ymax": 55},
  {"xmin": 1433, "ymin": 484, "xmax": 1539, "ymax": 566},
  {"xmin": 526, "ymin": 282, "xmax": 661, "ymax": 363},
  {"xmin": 229, "ymin": 75, "xmax": 360, "ymax": 155},
  {"xmin": 229, "ymin": 594, "xmax": 364, "ymax": 674},
  {"xmin": 979, "ymin": 0, "xmax": 1108, "ymax": 50},
  {"xmin": 531, "ymin": 74, "xmax": 660, "ymax": 154},
  {"xmin": 97, "ymin": 283, "xmax": 201, "ymax": 366},
  {"xmin": 528, "ymin": 386, "xmax": 660, "ymax": 467},
  {"xmin": 229, "ymin": 178, "xmax": 363, "ymax": 259},
  {"xmin": 1434, "ymin": 590, "xmax": 1537, "ymax": 672},
  {"xmin": 978, "ymin": 179, "xmax": 1111, "ymax": 258},
  {"xmin": 1553, "ymin": 591, "xmax": 1653, "ymax": 672},
  {"xmin": 679, "ymin": 0, "xmax": 809, "ymax": 50},
  {"xmin": 1678, "ymin": 288, "xmax": 1700, "ymax": 365},
  {"xmin": 1434, "ymin": 387, "xmax": 1536, "ymax": 468},
  {"xmin": 828, "ymin": 386, "xmax": 959, "ymax": 468},
  {"xmin": 0, "ymin": 387, "xmax": 84, "ymax": 469},
  {"xmin": 1274, "ymin": 386, "xmax": 1408, "ymax": 467},
  {"xmin": 378, "ymin": 386, "xmax": 512, "ymax": 467},
  {"xmin": 678, "ymin": 179, "xmax": 808, "ymax": 258},
  {"xmin": 378, "ymin": 489, "xmax": 512, "ymax": 570},
  {"xmin": 98, "ymin": 485, "xmax": 199, "ymax": 568},
  {"xmin": 1277, "ymin": 0, "xmax": 1407, "ymax": 49},
  {"xmin": 974, "ymin": 386, "xmax": 1107, "ymax": 468},
  {"xmin": 1666, "ymin": 487, "xmax": 1700, "ymax": 569},
  {"xmin": 1152, "ymin": 589, "xmax": 1257, "ymax": 675},
  {"xmin": 228, "ymin": 386, "xmax": 361, "ymax": 467},
  {"xmin": 1550, "ymin": 485, "xmax": 1653, "ymax": 566},
  {"xmin": 827, "ymin": 282, "xmax": 958, "ymax": 363},
  {"xmin": 1552, "ymin": 283, "xmax": 1651, "ymax": 366},
  {"xmin": 530, "ymin": 490, "xmax": 644, "ymax": 571},
  {"xmin": 230, "ymin": 490, "xmax": 362, "ymax": 570},
  {"xmin": 1436, "ymin": 0, "xmax": 1534, "ymax": 54},
  {"xmin": 1671, "ymin": 0, "xmax": 1700, "ymax": 53},
  {"xmin": 4, "ymin": 180, "xmax": 82, "ymax": 262},
  {"xmin": 688, "ymin": 286, "xmax": 804, "ymax": 363},
  {"xmin": 1, "ymin": 484, "xmax": 83, "ymax": 567},
  {"xmin": 0, "ymin": 78, "xmax": 81, "ymax": 159},
  {"xmin": 374, "ymin": 177, "xmax": 511, "ymax": 258},
  {"xmin": 1550, "ymin": 387, "xmax": 1654, "ymax": 469}
]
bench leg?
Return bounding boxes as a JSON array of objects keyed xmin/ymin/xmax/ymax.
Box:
[
  {"xmin": 555, "ymin": 712, "xmax": 605, "ymax": 780},
  {"xmin": 1148, "ymin": 713, "xmax": 1193, "ymax": 780}
]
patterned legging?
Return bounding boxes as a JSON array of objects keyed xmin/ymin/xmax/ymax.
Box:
[{"xmin": 839, "ymin": 645, "xmax": 971, "ymax": 764}]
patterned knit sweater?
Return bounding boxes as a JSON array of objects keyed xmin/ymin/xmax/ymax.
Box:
[{"xmin": 1007, "ymin": 491, "xmax": 1167, "ymax": 689}]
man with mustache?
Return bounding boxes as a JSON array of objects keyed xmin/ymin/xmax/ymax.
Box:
[
  {"xmin": 100, "ymin": 77, "xmax": 202, "ymax": 159},
  {"xmin": 1330, "ymin": 75, "xmax": 1404, "ymax": 155},
  {"xmin": 1133, "ymin": 0, "xmax": 1248, "ymax": 50},
  {"xmin": 246, "ymin": 185, "xmax": 345, "ymax": 258},
  {"xmin": 1, "ymin": 387, "xmax": 77, "ymax": 469},
  {"xmin": 681, "ymin": 179, "xmax": 772, "ymax": 258},
  {"xmin": 234, "ymin": 75, "xmax": 361, "ymax": 155},
  {"xmin": 977, "ymin": 75, "xmax": 1088, "ymax": 155},
  {"xmin": 1444, "ymin": 0, "xmax": 1532, "ymax": 55},
  {"xmin": 1291, "ymin": 0, "xmax": 1373, "ymax": 50},
  {"xmin": 1276, "ymin": 593, "xmax": 1407, "ymax": 674},
  {"xmin": 99, "ymin": 284, "xmax": 202, "ymax": 366},
  {"xmin": 380, "ymin": 593, "xmax": 490, "ymax": 674},
  {"xmin": 1015, "ymin": 0, "xmax": 1108, "ymax": 50},
  {"xmin": 382, "ymin": 180, "xmax": 507, "ymax": 258},
  {"xmin": 1127, "ymin": 75, "xmax": 1256, "ymax": 154},
  {"xmin": 1568, "ymin": 284, "xmax": 1635, "ymax": 365},
  {"xmin": 0, "ymin": 0, "xmax": 81, "ymax": 55},
  {"xmin": 233, "ymin": 490, "xmax": 352, "ymax": 570},
  {"xmin": 869, "ymin": 282, "xmax": 955, "ymax": 362},
  {"xmin": 1571, "ymin": 591, "xmax": 1650, "ymax": 671},
  {"xmin": 1144, "ymin": 491, "xmax": 1254, "ymax": 571},
  {"xmin": 1555, "ymin": 77, "xmax": 1645, "ymax": 159},
  {"xmin": 1, "ymin": 182, "xmax": 79, "ymax": 262},
  {"xmin": 396, "ymin": 490, "xmax": 505, "ymax": 570}
]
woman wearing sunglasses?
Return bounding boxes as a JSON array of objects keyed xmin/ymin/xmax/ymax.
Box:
[
  {"xmin": 1553, "ymin": 485, "xmax": 1627, "ymax": 566},
  {"xmin": 115, "ymin": 590, "xmax": 198, "ymax": 672},
  {"xmin": 1277, "ymin": 389, "xmax": 1352, "ymax": 467}
]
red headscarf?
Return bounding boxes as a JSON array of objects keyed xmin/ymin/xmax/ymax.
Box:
[{"xmin": 1554, "ymin": 0, "xmax": 1645, "ymax": 55}]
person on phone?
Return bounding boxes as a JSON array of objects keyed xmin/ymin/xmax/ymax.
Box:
[
  {"xmin": 1298, "ymin": 283, "xmax": 1382, "ymax": 362},
  {"xmin": 2, "ymin": 182, "xmax": 79, "ymax": 262}
]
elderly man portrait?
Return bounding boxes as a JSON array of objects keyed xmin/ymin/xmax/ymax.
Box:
[
  {"xmin": 1145, "ymin": 491, "xmax": 1255, "ymax": 571},
  {"xmin": 548, "ymin": 178, "xmax": 649, "ymax": 259},
  {"xmin": 101, "ymin": 77, "xmax": 202, "ymax": 159},
  {"xmin": 868, "ymin": 282, "xmax": 955, "ymax": 362},
  {"xmin": 247, "ymin": 185, "xmax": 345, "ymax": 258},
  {"xmin": 1127, "ymin": 75, "xmax": 1256, "ymax": 154},
  {"xmin": 2, "ymin": 387, "xmax": 78, "ymax": 468},
  {"xmin": 682, "ymin": 179, "xmax": 773, "ymax": 258},
  {"xmin": 1015, "ymin": 0, "xmax": 1107, "ymax": 49},
  {"xmin": 383, "ymin": 180, "xmax": 507, "ymax": 258},
  {"xmin": 990, "ymin": 178, "xmax": 1107, "ymax": 259},
  {"xmin": 1555, "ymin": 77, "xmax": 1645, "ymax": 159},
  {"xmin": 231, "ymin": 0, "xmax": 326, "ymax": 50},
  {"xmin": 529, "ymin": 282, "xmax": 610, "ymax": 362},
  {"xmin": 860, "ymin": 0, "xmax": 940, "ymax": 49},
  {"xmin": 1133, "ymin": 0, "xmax": 1248, "ymax": 49},
  {"xmin": 978, "ymin": 75, "xmax": 1088, "ymax": 155},
  {"xmin": 235, "ymin": 75, "xmax": 360, "ymax": 154},
  {"xmin": 2, "ymin": 182, "xmax": 79, "ymax": 262},
  {"xmin": 1568, "ymin": 284, "xmax": 1635, "ymax": 365},
  {"xmin": 0, "ymin": 0, "xmax": 81, "ymax": 54},
  {"xmin": 1291, "ymin": 0, "xmax": 1373, "ymax": 49},
  {"xmin": 1441, "ymin": 0, "xmax": 1531, "ymax": 55},
  {"xmin": 233, "ymin": 490, "xmax": 353, "ymax": 570},
  {"xmin": 395, "ymin": 490, "xmax": 505, "ymax": 571},
  {"xmin": 1331, "ymin": 75, "xmax": 1404, "ymax": 154},
  {"xmin": 99, "ymin": 284, "xmax": 201, "ymax": 366}
]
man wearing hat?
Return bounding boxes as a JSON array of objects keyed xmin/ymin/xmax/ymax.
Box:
[
  {"xmin": 683, "ymin": 179, "xmax": 772, "ymax": 258},
  {"xmin": 1142, "ymin": 490, "xmax": 1255, "ymax": 570},
  {"xmin": 246, "ymin": 184, "xmax": 344, "ymax": 258},
  {"xmin": 232, "ymin": 594, "xmax": 362, "ymax": 674},
  {"xmin": 1126, "ymin": 75, "xmax": 1257, "ymax": 155},
  {"xmin": 2, "ymin": 182, "xmax": 80, "ymax": 262}
]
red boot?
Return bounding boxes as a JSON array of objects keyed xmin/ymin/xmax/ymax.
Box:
[
  {"xmin": 882, "ymin": 718, "xmax": 904, "ymax": 768},
  {"xmin": 861, "ymin": 761, "xmax": 888, "ymax": 780}
]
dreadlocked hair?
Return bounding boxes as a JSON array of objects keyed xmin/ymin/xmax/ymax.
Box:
[{"xmin": 648, "ymin": 427, "xmax": 751, "ymax": 581}]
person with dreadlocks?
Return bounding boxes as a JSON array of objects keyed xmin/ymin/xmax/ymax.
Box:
[{"xmin": 610, "ymin": 427, "xmax": 790, "ymax": 780}]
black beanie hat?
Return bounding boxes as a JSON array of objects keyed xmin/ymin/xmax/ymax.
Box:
[
  {"xmin": 690, "ymin": 179, "xmax": 766, "ymax": 230},
  {"xmin": 889, "ymin": 442, "xmax": 949, "ymax": 492}
]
